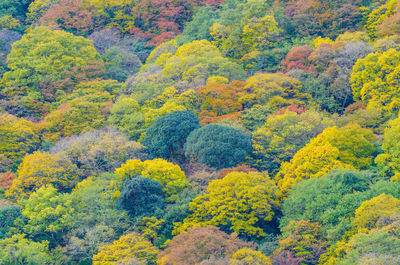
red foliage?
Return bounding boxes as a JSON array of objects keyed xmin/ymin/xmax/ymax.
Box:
[
  {"xmin": 40, "ymin": 0, "xmax": 95, "ymax": 34},
  {"xmin": 130, "ymin": 0, "xmax": 223, "ymax": 46},
  {"xmin": 0, "ymin": 171, "xmax": 15, "ymax": 190},
  {"xmin": 197, "ymin": 80, "xmax": 245, "ymax": 125},
  {"xmin": 281, "ymin": 45, "xmax": 313, "ymax": 72},
  {"xmin": 276, "ymin": 104, "xmax": 306, "ymax": 116},
  {"xmin": 272, "ymin": 252, "xmax": 303, "ymax": 265},
  {"xmin": 216, "ymin": 165, "xmax": 257, "ymax": 179},
  {"xmin": 158, "ymin": 226, "xmax": 252, "ymax": 265},
  {"xmin": 343, "ymin": 101, "xmax": 367, "ymax": 114}
]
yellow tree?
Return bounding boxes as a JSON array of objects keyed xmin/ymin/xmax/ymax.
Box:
[
  {"xmin": 350, "ymin": 48, "xmax": 400, "ymax": 111},
  {"xmin": 115, "ymin": 159, "xmax": 188, "ymax": 202},
  {"xmin": 174, "ymin": 172, "xmax": 279, "ymax": 238},
  {"xmin": 7, "ymin": 152, "xmax": 81, "ymax": 199},
  {"xmin": 93, "ymin": 232, "xmax": 159, "ymax": 265},
  {"xmin": 0, "ymin": 113, "xmax": 40, "ymax": 171},
  {"xmin": 276, "ymin": 123, "xmax": 375, "ymax": 196}
]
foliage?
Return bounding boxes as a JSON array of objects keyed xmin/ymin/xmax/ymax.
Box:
[
  {"xmin": 0, "ymin": 113, "xmax": 40, "ymax": 171},
  {"xmin": 351, "ymin": 48, "xmax": 400, "ymax": 111},
  {"xmin": 116, "ymin": 177, "xmax": 165, "ymax": 218},
  {"xmin": 92, "ymin": 232, "xmax": 160, "ymax": 265},
  {"xmin": 251, "ymin": 109, "xmax": 334, "ymax": 173},
  {"xmin": 18, "ymin": 185, "xmax": 75, "ymax": 240},
  {"xmin": 115, "ymin": 159, "xmax": 188, "ymax": 202},
  {"xmin": 229, "ymin": 248, "xmax": 272, "ymax": 265},
  {"xmin": 280, "ymin": 170, "xmax": 377, "ymax": 241},
  {"xmin": 2, "ymin": 26, "xmax": 104, "ymax": 102},
  {"xmin": 0, "ymin": 206, "xmax": 21, "ymax": 239},
  {"xmin": 158, "ymin": 226, "xmax": 250, "ymax": 265},
  {"xmin": 174, "ymin": 172, "xmax": 279, "ymax": 238},
  {"xmin": 50, "ymin": 128, "xmax": 143, "ymax": 176},
  {"xmin": 185, "ymin": 124, "xmax": 251, "ymax": 170},
  {"xmin": 39, "ymin": 98, "xmax": 107, "ymax": 143},
  {"xmin": 276, "ymin": 123, "xmax": 375, "ymax": 195},
  {"xmin": 7, "ymin": 151, "xmax": 81, "ymax": 199},
  {"xmin": 126, "ymin": 40, "xmax": 246, "ymax": 102},
  {"xmin": 273, "ymin": 220, "xmax": 326, "ymax": 265},
  {"xmin": 0, "ymin": 234, "xmax": 53, "ymax": 265},
  {"xmin": 375, "ymin": 116, "xmax": 400, "ymax": 177},
  {"xmin": 142, "ymin": 111, "xmax": 200, "ymax": 160}
]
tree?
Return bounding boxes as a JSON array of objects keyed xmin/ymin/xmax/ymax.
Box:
[
  {"xmin": 142, "ymin": 111, "xmax": 200, "ymax": 160},
  {"xmin": 116, "ymin": 177, "xmax": 165, "ymax": 218},
  {"xmin": 273, "ymin": 220, "xmax": 326, "ymax": 265},
  {"xmin": 50, "ymin": 128, "xmax": 143, "ymax": 177},
  {"xmin": 276, "ymin": 123, "xmax": 375, "ymax": 195},
  {"xmin": 174, "ymin": 172, "xmax": 279, "ymax": 238},
  {"xmin": 375, "ymin": 116, "xmax": 400, "ymax": 177},
  {"xmin": 365, "ymin": 0, "xmax": 398, "ymax": 38},
  {"xmin": 185, "ymin": 124, "xmax": 251, "ymax": 170},
  {"xmin": 0, "ymin": 113, "xmax": 40, "ymax": 171},
  {"xmin": 280, "ymin": 170, "xmax": 375, "ymax": 240},
  {"xmin": 158, "ymin": 226, "xmax": 250, "ymax": 265},
  {"xmin": 239, "ymin": 73, "xmax": 311, "ymax": 109},
  {"xmin": 66, "ymin": 174, "xmax": 131, "ymax": 263},
  {"xmin": 0, "ymin": 206, "xmax": 21, "ymax": 239},
  {"xmin": 2, "ymin": 26, "xmax": 104, "ymax": 102},
  {"xmin": 275, "ymin": 143, "xmax": 349, "ymax": 196},
  {"xmin": 350, "ymin": 48, "xmax": 400, "ymax": 111},
  {"xmin": 92, "ymin": 232, "xmax": 159, "ymax": 265},
  {"xmin": 229, "ymin": 248, "xmax": 271, "ymax": 265},
  {"xmin": 0, "ymin": 234, "xmax": 53, "ymax": 265},
  {"xmin": 7, "ymin": 151, "xmax": 81, "ymax": 199},
  {"xmin": 108, "ymin": 96, "xmax": 145, "ymax": 140},
  {"xmin": 39, "ymin": 98, "xmax": 107, "ymax": 143},
  {"xmin": 18, "ymin": 185, "xmax": 75, "ymax": 241},
  {"xmin": 126, "ymin": 40, "xmax": 245, "ymax": 102},
  {"xmin": 281, "ymin": 45, "xmax": 312, "ymax": 72},
  {"xmin": 39, "ymin": 0, "xmax": 95, "ymax": 35},
  {"xmin": 197, "ymin": 80, "xmax": 245, "ymax": 125},
  {"xmin": 251, "ymin": 110, "xmax": 334, "ymax": 173},
  {"xmin": 352, "ymin": 194, "xmax": 400, "ymax": 231},
  {"xmin": 115, "ymin": 159, "xmax": 188, "ymax": 202}
]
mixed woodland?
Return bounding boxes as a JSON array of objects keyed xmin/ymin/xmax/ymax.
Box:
[{"xmin": 1, "ymin": 0, "xmax": 400, "ymax": 264}]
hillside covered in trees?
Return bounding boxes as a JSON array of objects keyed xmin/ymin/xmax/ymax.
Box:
[{"xmin": 1, "ymin": 0, "xmax": 400, "ymax": 264}]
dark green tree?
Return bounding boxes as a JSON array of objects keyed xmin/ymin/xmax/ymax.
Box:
[
  {"xmin": 0, "ymin": 206, "xmax": 21, "ymax": 239},
  {"xmin": 116, "ymin": 177, "xmax": 165, "ymax": 218},
  {"xmin": 184, "ymin": 124, "xmax": 252, "ymax": 169},
  {"xmin": 142, "ymin": 111, "xmax": 200, "ymax": 160}
]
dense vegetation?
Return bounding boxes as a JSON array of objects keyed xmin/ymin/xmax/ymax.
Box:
[{"xmin": 1, "ymin": 0, "xmax": 400, "ymax": 264}]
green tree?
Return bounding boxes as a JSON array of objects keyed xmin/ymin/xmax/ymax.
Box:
[
  {"xmin": 18, "ymin": 185, "xmax": 75, "ymax": 242},
  {"xmin": 0, "ymin": 206, "xmax": 21, "ymax": 239},
  {"xmin": 2, "ymin": 26, "xmax": 104, "ymax": 102},
  {"xmin": 185, "ymin": 124, "xmax": 252, "ymax": 170},
  {"xmin": 0, "ymin": 234, "xmax": 53, "ymax": 265},
  {"xmin": 116, "ymin": 177, "xmax": 165, "ymax": 218},
  {"xmin": 142, "ymin": 111, "xmax": 200, "ymax": 160},
  {"xmin": 375, "ymin": 116, "xmax": 400, "ymax": 177}
]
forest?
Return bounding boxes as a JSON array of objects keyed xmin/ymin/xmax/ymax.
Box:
[{"xmin": 0, "ymin": 0, "xmax": 400, "ymax": 264}]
